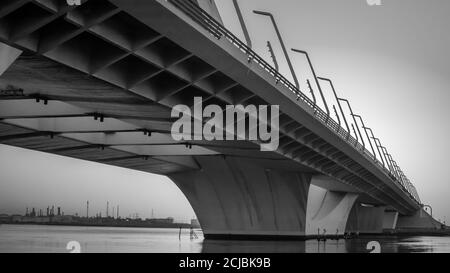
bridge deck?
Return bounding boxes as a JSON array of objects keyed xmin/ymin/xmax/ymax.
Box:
[{"xmin": 0, "ymin": 0, "xmax": 420, "ymax": 215}]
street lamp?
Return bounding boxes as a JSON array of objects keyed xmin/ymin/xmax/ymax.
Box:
[
  {"xmin": 364, "ymin": 128, "xmax": 385, "ymax": 166},
  {"xmin": 351, "ymin": 124, "xmax": 359, "ymax": 144},
  {"xmin": 353, "ymin": 114, "xmax": 376, "ymax": 159},
  {"xmin": 380, "ymin": 146, "xmax": 397, "ymax": 178},
  {"xmin": 387, "ymin": 154, "xmax": 402, "ymax": 181},
  {"xmin": 291, "ymin": 49, "xmax": 330, "ymax": 119},
  {"xmin": 306, "ymin": 79, "xmax": 317, "ymax": 106},
  {"xmin": 253, "ymin": 10, "xmax": 300, "ymax": 90},
  {"xmin": 392, "ymin": 160, "xmax": 406, "ymax": 186},
  {"xmin": 337, "ymin": 98, "xmax": 365, "ymax": 149},
  {"xmin": 373, "ymin": 138, "xmax": 389, "ymax": 170},
  {"xmin": 316, "ymin": 77, "xmax": 351, "ymax": 138},
  {"xmin": 379, "ymin": 145, "xmax": 393, "ymax": 172},
  {"xmin": 333, "ymin": 105, "xmax": 341, "ymax": 126},
  {"xmin": 232, "ymin": 0, "xmax": 252, "ymax": 48},
  {"xmin": 397, "ymin": 168, "xmax": 408, "ymax": 188}
]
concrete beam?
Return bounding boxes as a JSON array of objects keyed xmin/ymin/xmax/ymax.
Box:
[{"xmin": 0, "ymin": 42, "xmax": 22, "ymax": 76}]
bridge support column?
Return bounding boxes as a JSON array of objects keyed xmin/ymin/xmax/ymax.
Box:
[
  {"xmin": 396, "ymin": 209, "xmax": 442, "ymax": 230},
  {"xmin": 169, "ymin": 155, "xmax": 312, "ymax": 240},
  {"xmin": 382, "ymin": 211, "xmax": 399, "ymax": 230},
  {"xmin": 306, "ymin": 185, "xmax": 358, "ymax": 237},
  {"xmin": 346, "ymin": 204, "xmax": 386, "ymax": 234},
  {"xmin": 0, "ymin": 42, "xmax": 22, "ymax": 76}
]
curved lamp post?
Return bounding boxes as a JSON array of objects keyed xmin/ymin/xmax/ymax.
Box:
[
  {"xmin": 379, "ymin": 145, "xmax": 394, "ymax": 174},
  {"xmin": 333, "ymin": 105, "xmax": 341, "ymax": 126},
  {"xmin": 374, "ymin": 138, "xmax": 389, "ymax": 169},
  {"xmin": 253, "ymin": 10, "xmax": 300, "ymax": 90},
  {"xmin": 365, "ymin": 128, "xmax": 385, "ymax": 167},
  {"xmin": 337, "ymin": 98, "xmax": 365, "ymax": 149},
  {"xmin": 353, "ymin": 114, "xmax": 376, "ymax": 159},
  {"xmin": 291, "ymin": 49, "xmax": 330, "ymax": 119},
  {"xmin": 232, "ymin": 0, "xmax": 252, "ymax": 48},
  {"xmin": 317, "ymin": 77, "xmax": 351, "ymax": 138},
  {"xmin": 387, "ymin": 154, "xmax": 402, "ymax": 181}
]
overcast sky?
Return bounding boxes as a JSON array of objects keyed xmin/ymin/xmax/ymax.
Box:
[{"xmin": 1, "ymin": 0, "xmax": 449, "ymax": 223}]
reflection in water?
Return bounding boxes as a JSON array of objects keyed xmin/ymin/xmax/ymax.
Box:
[
  {"xmin": 202, "ymin": 236, "xmax": 450, "ymax": 253},
  {"xmin": 1, "ymin": 225, "xmax": 449, "ymax": 253},
  {"xmin": 202, "ymin": 240, "xmax": 306, "ymax": 253},
  {"xmin": 202, "ymin": 239, "xmax": 359, "ymax": 253}
]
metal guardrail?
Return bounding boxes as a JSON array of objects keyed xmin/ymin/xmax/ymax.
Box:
[{"xmin": 168, "ymin": 0, "xmax": 420, "ymax": 205}]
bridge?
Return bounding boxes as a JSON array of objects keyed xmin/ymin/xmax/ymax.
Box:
[{"xmin": 0, "ymin": 0, "xmax": 441, "ymax": 239}]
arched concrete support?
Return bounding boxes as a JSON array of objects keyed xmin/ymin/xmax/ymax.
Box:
[
  {"xmin": 0, "ymin": 42, "xmax": 22, "ymax": 76},
  {"xmin": 346, "ymin": 204, "xmax": 386, "ymax": 234},
  {"xmin": 168, "ymin": 155, "xmax": 312, "ymax": 240},
  {"xmin": 306, "ymin": 185, "xmax": 358, "ymax": 236}
]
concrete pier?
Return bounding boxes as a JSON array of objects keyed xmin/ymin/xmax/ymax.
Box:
[{"xmin": 169, "ymin": 156, "xmax": 312, "ymax": 240}]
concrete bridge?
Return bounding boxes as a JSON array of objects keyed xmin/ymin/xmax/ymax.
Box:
[{"xmin": 0, "ymin": 0, "xmax": 441, "ymax": 239}]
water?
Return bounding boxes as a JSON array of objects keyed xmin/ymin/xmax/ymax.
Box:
[{"xmin": 1, "ymin": 224, "xmax": 450, "ymax": 253}]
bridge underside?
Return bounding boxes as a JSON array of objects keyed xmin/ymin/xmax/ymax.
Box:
[{"xmin": 0, "ymin": 0, "xmax": 429, "ymax": 239}]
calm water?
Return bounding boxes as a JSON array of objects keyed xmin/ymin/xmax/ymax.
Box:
[{"xmin": 1, "ymin": 224, "xmax": 449, "ymax": 253}]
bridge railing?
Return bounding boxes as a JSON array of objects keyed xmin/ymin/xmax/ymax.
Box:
[{"xmin": 168, "ymin": 0, "xmax": 419, "ymax": 204}]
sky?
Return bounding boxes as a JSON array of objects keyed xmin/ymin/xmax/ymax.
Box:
[{"xmin": 1, "ymin": 0, "xmax": 450, "ymax": 223}]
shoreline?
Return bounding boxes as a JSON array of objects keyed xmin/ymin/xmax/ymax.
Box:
[{"xmin": 0, "ymin": 222, "xmax": 199, "ymax": 230}]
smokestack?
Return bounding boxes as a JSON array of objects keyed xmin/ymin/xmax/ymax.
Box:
[
  {"xmin": 87, "ymin": 201, "xmax": 89, "ymax": 218},
  {"xmin": 106, "ymin": 201, "xmax": 109, "ymax": 218},
  {"xmin": 57, "ymin": 207, "xmax": 61, "ymax": 216},
  {"xmin": 117, "ymin": 205, "xmax": 119, "ymax": 219}
]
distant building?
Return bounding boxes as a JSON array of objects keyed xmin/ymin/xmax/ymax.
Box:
[
  {"xmin": 12, "ymin": 216, "xmax": 50, "ymax": 223},
  {"xmin": 51, "ymin": 215, "xmax": 74, "ymax": 224},
  {"xmin": 0, "ymin": 214, "xmax": 11, "ymax": 223},
  {"xmin": 148, "ymin": 217, "xmax": 174, "ymax": 224}
]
